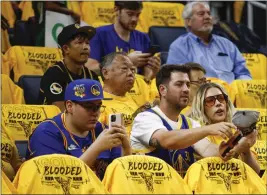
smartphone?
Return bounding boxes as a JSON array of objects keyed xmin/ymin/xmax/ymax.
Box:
[
  {"xmin": 109, "ymin": 113, "xmax": 123, "ymax": 130},
  {"xmin": 146, "ymin": 45, "xmax": 161, "ymax": 55}
]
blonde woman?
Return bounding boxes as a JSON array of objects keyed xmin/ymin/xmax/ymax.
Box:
[{"xmin": 190, "ymin": 82, "xmax": 260, "ymax": 174}]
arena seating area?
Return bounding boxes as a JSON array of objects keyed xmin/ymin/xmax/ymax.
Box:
[{"xmin": 1, "ymin": 1, "xmax": 267, "ymax": 194}]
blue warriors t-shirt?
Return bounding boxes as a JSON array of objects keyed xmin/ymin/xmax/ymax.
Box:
[
  {"xmin": 26, "ymin": 113, "xmax": 121, "ymax": 160},
  {"xmin": 90, "ymin": 24, "xmax": 151, "ymax": 62}
]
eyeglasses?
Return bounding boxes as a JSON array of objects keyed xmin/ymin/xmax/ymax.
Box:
[
  {"xmin": 190, "ymin": 78, "xmax": 210, "ymax": 86},
  {"xmin": 204, "ymin": 94, "xmax": 228, "ymax": 107},
  {"xmin": 72, "ymin": 101, "xmax": 106, "ymax": 113}
]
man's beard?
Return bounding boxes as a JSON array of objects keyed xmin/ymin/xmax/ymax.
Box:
[
  {"xmin": 198, "ymin": 25, "xmax": 213, "ymax": 33},
  {"xmin": 119, "ymin": 18, "xmax": 136, "ymax": 31}
]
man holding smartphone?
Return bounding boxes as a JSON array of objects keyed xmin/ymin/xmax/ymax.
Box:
[
  {"xmin": 27, "ymin": 79, "xmax": 131, "ymax": 179},
  {"xmin": 87, "ymin": 1, "xmax": 161, "ymax": 82}
]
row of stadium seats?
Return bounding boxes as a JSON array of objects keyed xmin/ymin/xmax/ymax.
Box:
[
  {"xmin": 3, "ymin": 154, "xmax": 266, "ymax": 194},
  {"xmin": 2, "ymin": 1, "xmax": 185, "ymax": 33}
]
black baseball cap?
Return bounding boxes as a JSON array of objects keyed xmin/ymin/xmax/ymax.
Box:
[{"xmin": 57, "ymin": 23, "xmax": 96, "ymax": 47}]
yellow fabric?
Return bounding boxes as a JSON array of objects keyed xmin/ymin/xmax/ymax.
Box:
[
  {"xmin": 102, "ymin": 155, "xmax": 191, "ymax": 194},
  {"xmin": 1, "ymin": 29, "xmax": 11, "ymax": 53},
  {"xmin": 253, "ymin": 140, "xmax": 267, "ymax": 171},
  {"xmin": 1, "ymin": 170, "xmax": 18, "ymax": 194},
  {"xmin": 81, "ymin": 2, "xmax": 115, "ymax": 27},
  {"xmin": 1, "ymin": 1, "xmax": 16, "ymax": 28},
  {"xmin": 1, "ymin": 126, "xmax": 22, "ymax": 181},
  {"xmin": 4, "ymin": 46, "xmax": 63, "ymax": 82},
  {"xmin": 139, "ymin": 2, "xmax": 185, "ymax": 33},
  {"xmin": 262, "ymin": 170, "xmax": 267, "ymax": 186},
  {"xmin": 99, "ymin": 91, "xmax": 139, "ymax": 136},
  {"xmin": 207, "ymin": 77, "xmax": 231, "ymax": 95},
  {"xmin": 129, "ymin": 74, "xmax": 154, "ymax": 107},
  {"xmin": 233, "ymin": 1, "xmax": 245, "ymax": 24},
  {"xmin": 19, "ymin": 1, "xmax": 35, "ymax": 21},
  {"xmin": 181, "ymin": 106, "xmax": 192, "ymax": 116},
  {"xmin": 184, "ymin": 157, "xmax": 266, "ymax": 194},
  {"xmin": 149, "ymin": 78, "xmax": 159, "ymax": 102},
  {"xmin": 229, "ymin": 80, "xmax": 267, "ymax": 109},
  {"xmin": 2, "ymin": 53, "xmax": 11, "ymax": 76},
  {"xmin": 1, "ymin": 74, "xmax": 25, "ymax": 104},
  {"xmin": 67, "ymin": 2, "xmax": 82, "ymax": 18},
  {"xmin": 99, "ymin": 75, "xmax": 157, "ymax": 107},
  {"xmin": 13, "ymin": 154, "xmax": 108, "ymax": 194},
  {"xmin": 236, "ymin": 107, "xmax": 267, "ymax": 140},
  {"xmin": 242, "ymin": 53, "xmax": 267, "ymax": 80},
  {"xmin": 2, "ymin": 104, "xmax": 61, "ymax": 141}
]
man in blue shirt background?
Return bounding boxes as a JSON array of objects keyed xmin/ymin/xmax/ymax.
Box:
[
  {"xmin": 27, "ymin": 79, "xmax": 131, "ymax": 179},
  {"xmin": 167, "ymin": 1, "xmax": 251, "ymax": 84},
  {"xmin": 87, "ymin": 1, "xmax": 161, "ymax": 82}
]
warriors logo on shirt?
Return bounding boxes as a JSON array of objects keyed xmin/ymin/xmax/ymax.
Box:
[
  {"xmin": 50, "ymin": 83, "xmax": 63, "ymax": 95},
  {"xmin": 74, "ymin": 84, "xmax": 86, "ymax": 98}
]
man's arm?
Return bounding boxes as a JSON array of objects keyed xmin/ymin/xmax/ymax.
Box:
[
  {"xmin": 231, "ymin": 42, "xmax": 252, "ymax": 80},
  {"xmin": 166, "ymin": 39, "xmax": 188, "ymax": 64},
  {"xmin": 150, "ymin": 122, "xmax": 234, "ymax": 150}
]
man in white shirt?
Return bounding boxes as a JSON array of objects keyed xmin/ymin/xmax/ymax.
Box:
[{"xmin": 131, "ymin": 64, "xmax": 258, "ymax": 176}]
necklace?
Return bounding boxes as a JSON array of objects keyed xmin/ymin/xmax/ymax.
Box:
[{"xmin": 62, "ymin": 60, "xmax": 86, "ymax": 81}]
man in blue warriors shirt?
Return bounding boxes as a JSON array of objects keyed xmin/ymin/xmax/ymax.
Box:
[
  {"xmin": 88, "ymin": 1, "xmax": 161, "ymax": 81},
  {"xmin": 27, "ymin": 79, "xmax": 131, "ymax": 179},
  {"xmin": 131, "ymin": 65, "xmax": 256, "ymax": 177}
]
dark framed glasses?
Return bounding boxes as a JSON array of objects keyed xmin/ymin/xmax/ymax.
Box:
[
  {"xmin": 204, "ymin": 94, "xmax": 228, "ymax": 107},
  {"xmin": 72, "ymin": 101, "xmax": 106, "ymax": 113}
]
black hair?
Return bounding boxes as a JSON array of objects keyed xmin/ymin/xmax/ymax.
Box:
[
  {"xmin": 184, "ymin": 62, "xmax": 206, "ymax": 74},
  {"xmin": 156, "ymin": 64, "xmax": 190, "ymax": 91},
  {"xmin": 115, "ymin": 1, "xmax": 143, "ymax": 10}
]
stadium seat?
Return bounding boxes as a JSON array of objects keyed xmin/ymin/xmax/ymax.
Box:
[
  {"xmin": 4, "ymin": 46, "xmax": 62, "ymax": 82},
  {"xmin": 149, "ymin": 26, "xmax": 187, "ymax": 63},
  {"xmin": 236, "ymin": 108, "xmax": 267, "ymax": 140},
  {"xmin": 18, "ymin": 75, "xmax": 42, "ymax": 105},
  {"xmin": 242, "ymin": 53, "xmax": 267, "ymax": 80},
  {"xmin": 1, "ymin": 170, "xmax": 18, "ymax": 194},
  {"xmin": 102, "ymin": 155, "xmax": 191, "ymax": 194},
  {"xmin": 140, "ymin": 2, "xmax": 185, "ymax": 33},
  {"xmin": 184, "ymin": 157, "xmax": 266, "ymax": 194},
  {"xmin": 1, "ymin": 74, "xmax": 25, "ymax": 104},
  {"xmin": 1, "ymin": 104, "xmax": 61, "ymax": 141},
  {"xmin": 229, "ymin": 79, "xmax": 267, "ymax": 109},
  {"xmin": 13, "ymin": 154, "xmax": 108, "ymax": 194}
]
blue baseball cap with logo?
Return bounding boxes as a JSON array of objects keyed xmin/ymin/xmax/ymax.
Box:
[{"xmin": 64, "ymin": 79, "xmax": 111, "ymax": 102}]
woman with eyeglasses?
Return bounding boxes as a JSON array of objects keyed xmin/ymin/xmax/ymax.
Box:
[{"xmin": 190, "ymin": 82, "xmax": 260, "ymax": 174}]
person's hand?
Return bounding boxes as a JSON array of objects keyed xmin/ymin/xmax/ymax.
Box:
[
  {"xmin": 206, "ymin": 122, "xmax": 236, "ymax": 139},
  {"xmin": 143, "ymin": 55, "xmax": 161, "ymax": 82},
  {"xmin": 231, "ymin": 129, "xmax": 257, "ymax": 154},
  {"xmin": 147, "ymin": 55, "xmax": 161, "ymax": 74},
  {"xmin": 94, "ymin": 127, "xmax": 125, "ymax": 152},
  {"xmin": 110, "ymin": 124, "xmax": 130, "ymax": 150},
  {"xmin": 128, "ymin": 52, "xmax": 151, "ymax": 68},
  {"xmin": 70, "ymin": 11, "xmax": 81, "ymax": 23}
]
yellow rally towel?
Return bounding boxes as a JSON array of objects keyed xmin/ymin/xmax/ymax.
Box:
[
  {"xmin": 4, "ymin": 46, "xmax": 63, "ymax": 82},
  {"xmin": 184, "ymin": 157, "xmax": 266, "ymax": 194},
  {"xmin": 1, "ymin": 74, "xmax": 25, "ymax": 104},
  {"xmin": 102, "ymin": 155, "xmax": 191, "ymax": 194},
  {"xmin": 13, "ymin": 154, "xmax": 108, "ymax": 194},
  {"xmin": 1, "ymin": 170, "xmax": 18, "ymax": 194},
  {"xmin": 253, "ymin": 140, "xmax": 267, "ymax": 171},
  {"xmin": 229, "ymin": 80, "xmax": 267, "ymax": 109},
  {"xmin": 2, "ymin": 104, "xmax": 61, "ymax": 141},
  {"xmin": 242, "ymin": 53, "xmax": 267, "ymax": 80}
]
